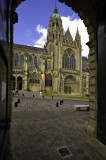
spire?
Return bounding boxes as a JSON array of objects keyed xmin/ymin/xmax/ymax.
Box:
[
  {"xmin": 76, "ymin": 27, "xmax": 79, "ymax": 36},
  {"xmin": 51, "ymin": 0, "xmax": 60, "ymax": 19},
  {"xmin": 54, "ymin": 0, "xmax": 58, "ymax": 13}
]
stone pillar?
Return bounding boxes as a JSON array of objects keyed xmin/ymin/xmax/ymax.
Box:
[
  {"xmin": 79, "ymin": 74, "xmax": 82, "ymax": 96},
  {"xmin": 86, "ymin": 74, "xmax": 89, "ymax": 94},
  {"xmin": 86, "ymin": 39, "xmax": 97, "ymax": 137},
  {"xmin": 53, "ymin": 71, "xmax": 58, "ymax": 93},
  {"xmin": 24, "ymin": 56, "xmax": 28, "ymax": 91},
  {"xmin": 61, "ymin": 80, "xmax": 64, "ymax": 94}
]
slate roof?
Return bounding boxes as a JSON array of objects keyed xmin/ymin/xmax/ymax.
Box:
[
  {"xmin": 82, "ymin": 56, "xmax": 88, "ymax": 61},
  {"xmin": 82, "ymin": 68, "xmax": 89, "ymax": 72},
  {"xmin": 13, "ymin": 43, "xmax": 47, "ymax": 53}
]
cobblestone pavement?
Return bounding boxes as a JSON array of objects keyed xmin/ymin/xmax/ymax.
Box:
[{"xmin": 11, "ymin": 91, "xmax": 106, "ymax": 160}]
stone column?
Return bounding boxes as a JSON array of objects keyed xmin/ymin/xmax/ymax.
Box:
[
  {"xmin": 24, "ymin": 56, "xmax": 28, "ymax": 91},
  {"xmin": 53, "ymin": 71, "xmax": 58, "ymax": 93},
  {"xmin": 86, "ymin": 39, "xmax": 97, "ymax": 137}
]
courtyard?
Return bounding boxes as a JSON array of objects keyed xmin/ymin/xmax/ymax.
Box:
[{"xmin": 11, "ymin": 91, "xmax": 106, "ymax": 160}]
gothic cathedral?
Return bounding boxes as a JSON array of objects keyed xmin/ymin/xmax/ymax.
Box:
[{"xmin": 13, "ymin": 2, "xmax": 89, "ymax": 96}]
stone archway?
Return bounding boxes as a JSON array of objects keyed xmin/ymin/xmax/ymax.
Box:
[
  {"xmin": 12, "ymin": 0, "xmax": 106, "ymax": 145},
  {"xmin": 17, "ymin": 76, "xmax": 22, "ymax": 90}
]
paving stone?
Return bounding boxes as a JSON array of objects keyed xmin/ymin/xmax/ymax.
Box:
[{"xmin": 11, "ymin": 91, "xmax": 106, "ymax": 160}]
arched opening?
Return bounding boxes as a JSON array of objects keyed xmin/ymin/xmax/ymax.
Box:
[
  {"xmin": 17, "ymin": 76, "xmax": 22, "ymax": 90},
  {"xmin": 12, "ymin": 76, "xmax": 15, "ymax": 90},
  {"xmin": 8, "ymin": 0, "xmax": 106, "ymax": 155},
  {"xmin": 2, "ymin": 0, "xmax": 106, "ymax": 159},
  {"xmin": 64, "ymin": 75, "xmax": 78, "ymax": 94}
]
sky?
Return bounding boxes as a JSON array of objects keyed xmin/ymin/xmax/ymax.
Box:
[{"xmin": 14, "ymin": 0, "xmax": 89, "ymax": 57}]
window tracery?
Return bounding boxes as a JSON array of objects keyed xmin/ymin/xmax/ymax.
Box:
[
  {"xmin": 29, "ymin": 72, "xmax": 40, "ymax": 84},
  {"xmin": 62, "ymin": 50, "xmax": 76, "ymax": 70}
]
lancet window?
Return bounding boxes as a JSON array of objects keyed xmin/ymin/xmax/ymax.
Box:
[
  {"xmin": 62, "ymin": 52, "xmax": 76, "ymax": 70},
  {"xmin": 15, "ymin": 54, "xmax": 19, "ymax": 66},
  {"xmin": 34, "ymin": 56, "xmax": 37, "ymax": 68},
  {"xmin": 21, "ymin": 55, "xmax": 24, "ymax": 66},
  {"xmin": 29, "ymin": 56, "xmax": 33, "ymax": 68}
]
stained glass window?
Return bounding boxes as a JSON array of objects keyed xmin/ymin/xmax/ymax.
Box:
[
  {"xmin": 15, "ymin": 54, "xmax": 19, "ymax": 66},
  {"xmin": 29, "ymin": 56, "xmax": 33, "ymax": 68},
  {"xmin": 21, "ymin": 55, "xmax": 24, "ymax": 66},
  {"xmin": 62, "ymin": 53, "xmax": 69, "ymax": 69},
  {"xmin": 34, "ymin": 56, "xmax": 37, "ymax": 68}
]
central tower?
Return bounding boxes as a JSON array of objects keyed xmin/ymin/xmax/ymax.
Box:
[{"xmin": 45, "ymin": 1, "xmax": 63, "ymax": 93}]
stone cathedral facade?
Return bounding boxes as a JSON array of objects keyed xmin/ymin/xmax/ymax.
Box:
[{"xmin": 12, "ymin": 2, "xmax": 89, "ymax": 96}]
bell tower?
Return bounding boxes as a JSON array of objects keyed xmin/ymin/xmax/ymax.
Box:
[{"xmin": 45, "ymin": 1, "xmax": 63, "ymax": 93}]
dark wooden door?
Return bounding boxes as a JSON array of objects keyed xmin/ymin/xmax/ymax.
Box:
[
  {"xmin": 64, "ymin": 87, "xmax": 68, "ymax": 94},
  {"xmin": 69, "ymin": 87, "xmax": 71, "ymax": 94}
]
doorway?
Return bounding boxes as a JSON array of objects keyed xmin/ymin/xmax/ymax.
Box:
[
  {"xmin": 17, "ymin": 76, "xmax": 22, "ymax": 90},
  {"xmin": 64, "ymin": 87, "xmax": 71, "ymax": 94},
  {"xmin": 12, "ymin": 77, "xmax": 15, "ymax": 90}
]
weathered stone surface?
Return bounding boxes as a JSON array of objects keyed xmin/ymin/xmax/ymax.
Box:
[
  {"xmin": 89, "ymin": 62, "xmax": 97, "ymax": 69},
  {"xmin": 89, "ymin": 85, "xmax": 96, "ymax": 93},
  {"xmin": 89, "ymin": 93, "xmax": 96, "ymax": 101},
  {"xmin": 89, "ymin": 47, "xmax": 96, "ymax": 55},
  {"xmin": 89, "ymin": 69, "xmax": 96, "ymax": 77},
  {"xmin": 89, "ymin": 54, "xmax": 96, "ymax": 63},
  {"xmin": 90, "ymin": 101, "xmax": 96, "ymax": 110},
  {"xmin": 89, "ymin": 77, "xmax": 96, "ymax": 85},
  {"xmin": 89, "ymin": 109, "xmax": 97, "ymax": 119}
]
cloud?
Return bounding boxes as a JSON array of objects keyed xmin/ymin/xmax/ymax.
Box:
[
  {"xmin": 34, "ymin": 25, "xmax": 47, "ymax": 48},
  {"xmin": 61, "ymin": 15, "xmax": 89, "ymax": 57},
  {"xmin": 33, "ymin": 16, "xmax": 89, "ymax": 57}
]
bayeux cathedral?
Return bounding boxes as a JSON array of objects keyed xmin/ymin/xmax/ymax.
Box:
[{"xmin": 12, "ymin": 2, "xmax": 89, "ymax": 96}]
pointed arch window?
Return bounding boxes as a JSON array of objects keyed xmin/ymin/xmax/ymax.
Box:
[
  {"xmin": 70, "ymin": 54, "xmax": 76, "ymax": 70},
  {"xmin": 29, "ymin": 56, "xmax": 33, "ymax": 68},
  {"xmin": 21, "ymin": 55, "xmax": 24, "ymax": 66},
  {"xmin": 15, "ymin": 54, "xmax": 19, "ymax": 66},
  {"xmin": 62, "ymin": 53, "xmax": 69, "ymax": 69},
  {"xmin": 45, "ymin": 74, "xmax": 52, "ymax": 86},
  {"xmin": 34, "ymin": 56, "xmax": 37, "ymax": 68}
]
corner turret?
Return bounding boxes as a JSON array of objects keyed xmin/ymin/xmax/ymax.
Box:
[{"xmin": 75, "ymin": 27, "xmax": 81, "ymax": 47}]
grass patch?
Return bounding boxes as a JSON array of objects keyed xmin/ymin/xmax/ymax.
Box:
[{"xmin": 42, "ymin": 92, "xmax": 89, "ymax": 100}]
